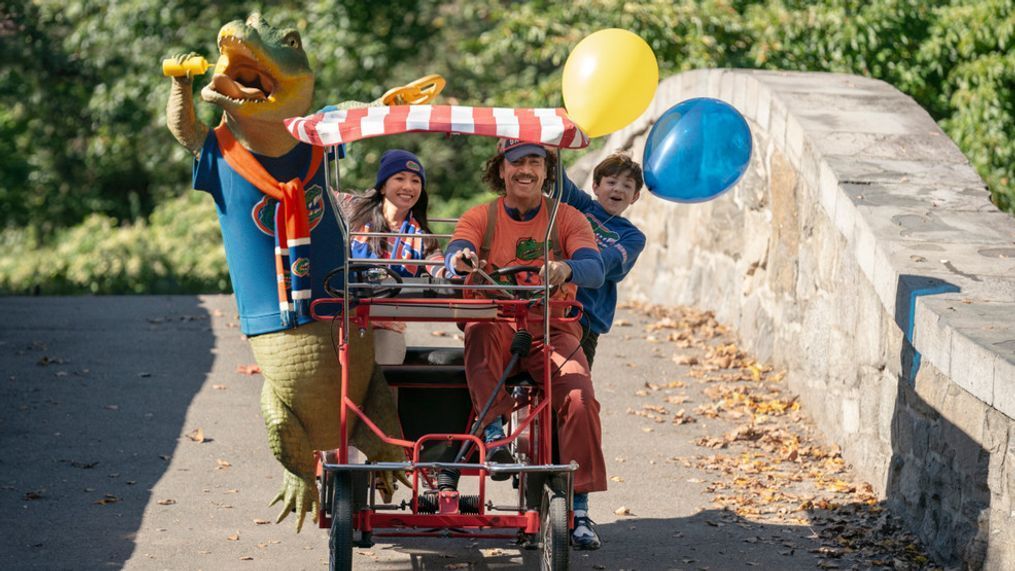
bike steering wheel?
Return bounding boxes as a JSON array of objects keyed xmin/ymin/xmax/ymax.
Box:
[
  {"xmin": 324, "ymin": 264, "xmax": 404, "ymax": 299},
  {"xmin": 464, "ymin": 265, "xmax": 557, "ymax": 300}
]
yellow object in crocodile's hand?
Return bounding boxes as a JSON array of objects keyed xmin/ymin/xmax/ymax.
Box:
[
  {"xmin": 381, "ymin": 74, "xmax": 446, "ymax": 106},
  {"xmin": 162, "ymin": 55, "xmax": 211, "ymax": 77}
]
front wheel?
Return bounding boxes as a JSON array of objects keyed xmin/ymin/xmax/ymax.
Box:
[
  {"xmin": 541, "ymin": 489, "xmax": 569, "ymax": 571},
  {"xmin": 329, "ymin": 471, "xmax": 353, "ymax": 571}
]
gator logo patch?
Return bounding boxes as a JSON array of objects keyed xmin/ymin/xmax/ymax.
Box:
[
  {"xmin": 588, "ymin": 214, "xmax": 620, "ymax": 244},
  {"xmin": 405, "ymin": 160, "xmax": 422, "ymax": 173},
  {"xmin": 515, "ymin": 237, "xmax": 553, "ymax": 261},
  {"xmin": 252, "ymin": 184, "xmax": 326, "ymax": 236},
  {"xmin": 291, "ymin": 257, "xmax": 310, "ymax": 277}
]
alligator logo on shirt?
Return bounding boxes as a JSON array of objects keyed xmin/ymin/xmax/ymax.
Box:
[
  {"xmin": 587, "ymin": 214, "xmax": 620, "ymax": 245},
  {"xmin": 515, "ymin": 237, "xmax": 555, "ymax": 261},
  {"xmin": 251, "ymin": 184, "xmax": 325, "ymax": 236}
]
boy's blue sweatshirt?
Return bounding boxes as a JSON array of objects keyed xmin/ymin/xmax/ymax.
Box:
[{"xmin": 562, "ymin": 173, "xmax": 647, "ymax": 334}]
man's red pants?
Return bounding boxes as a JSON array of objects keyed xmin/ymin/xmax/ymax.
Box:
[{"xmin": 463, "ymin": 321, "xmax": 607, "ymax": 494}]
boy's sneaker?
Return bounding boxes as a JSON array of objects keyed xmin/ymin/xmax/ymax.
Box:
[{"xmin": 571, "ymin": 511, "xmax": 601, "ymax": 550}]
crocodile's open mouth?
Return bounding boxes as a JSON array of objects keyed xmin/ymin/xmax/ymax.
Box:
[{"xmin": 209, "ymin": 35, "xmax": 277, "ymax": 103}]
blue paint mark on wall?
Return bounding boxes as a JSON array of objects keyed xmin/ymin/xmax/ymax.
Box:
[{"xmin": 894, "ymin": 275, "xmax": 960, "ymax": 383}]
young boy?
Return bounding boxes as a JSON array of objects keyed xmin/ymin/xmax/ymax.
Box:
[
  {"xmin": 561, "ymin": 152, "xmax": 647, "ymax": 369},
  {"xmin": 557, "ymin": 152, "xmax": 645, "ymax": 550}
]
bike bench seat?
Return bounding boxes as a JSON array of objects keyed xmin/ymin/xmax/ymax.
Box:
[{"xmin": 382, "ymin": 346, "xmax": 536, "ymax": 388}]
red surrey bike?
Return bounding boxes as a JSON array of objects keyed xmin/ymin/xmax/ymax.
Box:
[{"xmin": 285, "ymin": 102, "xmax": 591, "ymax": 570}]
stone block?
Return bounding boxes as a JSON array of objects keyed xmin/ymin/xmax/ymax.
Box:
[
  {"xmin": 878, "ymin": 368, "xmax": 901, "ymax": 436},
  {"xmin": 832, "ymin": 184, "xmax": 857, "ymax": 242},
  {"xmin": 910, "ymin": 298, "xmax": 952, "ymax": 379},
  {"xmin": 705, "ymin": 70, "xmax": 723, "ymax": 98},
  {"xmin": 769, "ymin": 95, "xmax": 788, "ymax": 150},
  {"xmin": 851, "ymin": 214, "xmax": 878, "ymax": 284},
  {"xmin": 743, "ymin": 73, "xmax": 760, "ymax": 121},
  {"xmin": 817, "ymin": 159, "xmax": 839, "ymax": 218},
  {"xmin": 791, "ymin": 108, "xmax": 934, "ymax": 136},
  {"xmin": 797, "ymin": 145, "xmax": 820, "ymax": 195},
  {"xmin": 995, "ymin": 354, "xmax": 1015, "ymax": 420},
  {"xmin": 842, "ymin": 397, "xmax": 860, "ymax": 434},
  {"xmin": 720, "ymin": 71, "xmax": 736, "ymax": 104},
  {"xmin": 936, "ymin": 377, "xmax": 989, "ymax": 445},
  {"xmin": 756, "ymin": 83, "xmax": 772, "ymax": 131},
  {"xmin": 811, "ymin": 131, "xmax": 971, "ymax": 163},
  {"xmin": 948, "ymin": 330, "xmax": 998, "ymax": 407},
  {"xmin": 820, "ymin": 155, "xmax": 988, "ymax": 193},
  {"xmin": 786, "ymin": 114, "xmax": 805, "ymax": 167},
  {"xmin": 754, "ymin": 70, "xmax": 894, "ymax": 96}
]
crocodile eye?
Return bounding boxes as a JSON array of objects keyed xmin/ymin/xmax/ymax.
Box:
[{"xmin": 283, "ymin": 32, "xmax": 301, "ymax": 50}]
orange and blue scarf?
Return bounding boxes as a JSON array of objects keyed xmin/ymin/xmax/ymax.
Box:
[{"xmin": 214, "ymin": 125, "xmax": 322, "ymax": 326}]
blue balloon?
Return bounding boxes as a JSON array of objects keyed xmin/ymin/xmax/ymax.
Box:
[{"xmin": 642, "ymin": 98, "xmax": 752, "ymax": 203}]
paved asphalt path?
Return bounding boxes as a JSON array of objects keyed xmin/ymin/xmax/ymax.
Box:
[{"xmin": 2, "ymin": 296, "xmax": 838, "ymax": 570}]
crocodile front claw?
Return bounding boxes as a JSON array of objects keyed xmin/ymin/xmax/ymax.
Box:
[{"xmin": 270, "ymin": 470, "xmax": 319, "ymax": 532}]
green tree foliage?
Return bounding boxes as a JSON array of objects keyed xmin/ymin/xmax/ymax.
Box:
[{"xmin": 2, "ymin": 0, "xmax": 1012, "ymax": 294}]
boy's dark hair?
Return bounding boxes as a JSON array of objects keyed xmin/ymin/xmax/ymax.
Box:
[
  {"xmin": 593, "ymin": 152, "xmax": 644, "ymax": 192},
  {"xmin": 482, "ymin": 151, "xmax": 558, "ymax": 195}
]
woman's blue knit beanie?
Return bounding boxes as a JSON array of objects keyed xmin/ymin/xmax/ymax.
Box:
[{"xmin": 374, "ymin": 149, "xmax": 426, "ymax": 191}]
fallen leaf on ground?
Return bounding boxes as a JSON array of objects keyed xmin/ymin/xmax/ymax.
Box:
[
  {"xmin": 238, "ymin": 555, "xmax": 253, "ymax": 560},
  {"xmin": 431, "ymin": 330, "xmax": 449, "ymax": 337},
  {"xmin": 186, "ymin": 428, "xmax": 205, "ymax": 443},
  {"xmin": 216, "ymin": 459, "xmax": 231, "ymax": 470},
  {"xmin": 253, "ymin": 519, "xmax": 271, "ymax": 525},
  {"xmin": 227, "ymin": 532, "xmax": 240, "ymax": 541},
  {"xmin": 23, "ymin": 490, "xmax": 44, "ymax": 500},
  {"xmin": 235, "ymin": 364, "xmax": 261, "ymax": 375},
  {"xmin": 610, "ymin": 476, "xmax": 625, "ymax": 483},
  {"xmin": 614, "ymin": 506, "xmax": 633, "ymax": 516},
  {"xmin": 212, "ymin": 384, "xmax": 227, "ymax": 390},
  {"xmin": 96, "ymin": 495, "xmax": 119, "ymax": 505},
  {"xmin": 157, "ymin": 498, "xmax": 176, "ymax": 505}
]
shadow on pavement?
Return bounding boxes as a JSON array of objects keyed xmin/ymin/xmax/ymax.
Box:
[
  {"xmin": 358, "ymin": 509, "xmax": 862, "ymax": 570},
  {"xmin": 0, "ymin": 296, "xmax": 214, "ymax": 569}
]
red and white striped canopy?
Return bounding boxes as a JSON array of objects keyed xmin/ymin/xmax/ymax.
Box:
[{"xmin": 285, "ymin": 105, "xmax": 590, "ymax": 149}]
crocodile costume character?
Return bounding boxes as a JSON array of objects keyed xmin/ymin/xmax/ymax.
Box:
[{"xmin": 166, "ymin": 13, "xmax": 409, "ymax": 532}]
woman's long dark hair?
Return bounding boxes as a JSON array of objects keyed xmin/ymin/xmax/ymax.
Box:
[{"xmin": 347, "ymin": 184, "xmax": 439, "ymax": 257}]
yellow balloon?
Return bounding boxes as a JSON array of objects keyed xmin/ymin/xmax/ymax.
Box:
[{"xmin": 562, "ymin": 29, "xmax": 659, "ymax": 138}]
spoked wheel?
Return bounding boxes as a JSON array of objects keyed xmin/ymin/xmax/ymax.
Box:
[
  {"xmin": 541, "ymin": 487, "xmax": 569, "ymax": 571},
  {"xmin": 329, "ymin": 471, "xmax": 353, "ymax": 571}
]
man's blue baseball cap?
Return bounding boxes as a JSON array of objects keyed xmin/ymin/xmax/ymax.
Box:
[{"xmin": 497, "ymin": 138, "xmax": 547, "ymax": 162}]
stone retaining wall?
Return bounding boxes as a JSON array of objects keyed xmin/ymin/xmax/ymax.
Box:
[{"xmin": 569, "ymin": 69, "xmax": 1015, "ymax": 568}]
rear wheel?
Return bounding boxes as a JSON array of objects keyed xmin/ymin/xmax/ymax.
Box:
[
  {"xmin": 329, "ymin": 472, "xmax": 353, "ymax": 571},
  {"xmin": 541, "ymin": 489, "xmax": 569, "ymax": 570}
]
